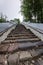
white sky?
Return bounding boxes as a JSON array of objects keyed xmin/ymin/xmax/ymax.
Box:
[{"xmin": 0, "ymin": 0, "xmax": 23, "ymax": 22}]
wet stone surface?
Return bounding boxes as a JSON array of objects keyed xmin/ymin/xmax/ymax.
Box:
[{"xmin": 0, "ymin": 24, "xmax": 43, "ymax": 65}]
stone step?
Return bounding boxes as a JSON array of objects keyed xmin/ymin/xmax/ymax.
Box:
[
  {"xmin": 2, "ymin": 38, "xmax": 40, "ymax": 44},
  {"xmin": 8, "ymin": 34, "xmax": 36, "ymax": 37},
  {"xmin": 6, "ymin": 36, "xmax": 37, "ymax": 40}
]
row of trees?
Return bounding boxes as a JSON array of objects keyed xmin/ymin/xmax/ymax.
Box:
[
  {"xmin": 0, "ymin": 13, "xmax": 7, "ymax": 23},
  {"xmin": 20, "ymin": 0, "xmax": 43, "ymax": 23},
  {"xmin": 0, "ymin": 13, "xmax": 20, "ymax": 23},
  {"xmin": 10, "ymin": 18, "xmax": 20, "ymax": 24}
]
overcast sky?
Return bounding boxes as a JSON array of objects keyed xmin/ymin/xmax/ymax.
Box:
[{"xmin": 0, "ymin": 0, "xmax": 23, "ymax": 21}]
